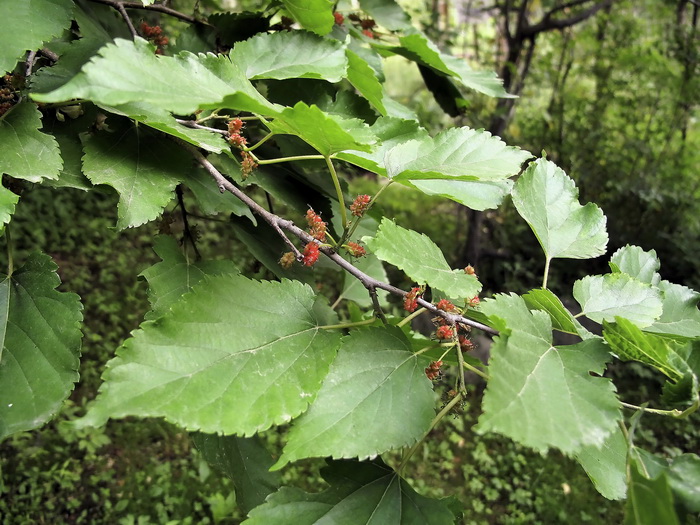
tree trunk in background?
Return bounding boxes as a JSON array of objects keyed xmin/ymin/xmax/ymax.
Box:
[{"xmin": 460, "ymin": 0, "xmax": 614, "ymax": 270}]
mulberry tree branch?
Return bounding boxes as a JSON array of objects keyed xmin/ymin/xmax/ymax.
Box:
[{"xmin": 186, "ymin": 144, "xmax": 498, "ymax": 335}]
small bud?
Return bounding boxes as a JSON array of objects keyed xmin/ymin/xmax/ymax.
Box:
[
  {"xmin": 403, "ymin": 287, "xmax": 421, "ymax": 312},
  {"xmin": 436, "ymin": 325, "xmax": 454, "ymax": 340},
  {"xmin": 279, "ymin": 251, "xmax": 296, "ymax": 269},
  {"xmin": 464, "ymin": 265, "xmax": 477, "ymax": 276}
]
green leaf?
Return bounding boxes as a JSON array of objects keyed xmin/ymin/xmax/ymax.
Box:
[
  {"xmin": 346, "ymin": 49, "xmax": 386, "ymax": 114},
  {"xmin": 99, "ymin": 102, "xmax": 232, "ymax": 155},
  {"xmin": 386, "ymin": 127, "xmax": 530, "ymax": 182},
  {"xmin": 476, "ymin": 294, "xmax": 620, "ymax": 454},
  {"xmin": 267, "ymin": 102, "xmax": 376, "ymax": 156},
  {"xmin": 0, "ymin": 102, "xmax": 62, "ymax": 183},
  {"xmin": 81, "ymin": 120, "xmax": 191, "ymax": 229},
  {"xmin": 76, "ymin": 275, "xmax": 341, "ymax": 435},
  {"xmin": 523, "ymin": 288, "xmax": 594, "ymax": 338},
  {"xmin": 0, "ymin": 253, "xmax": 82, "ymax": 440},
  {"xmin": 645, "ymin": 280, "xmax": 700, "ymax": 339},
  {"xmin": 140, "ymin": 236, "xmax": 239, "ymax": 320},
  {"xmin": 573, "ymin": 274, "xmax": 663, "ymax": 327},
  {"xmin": 232, "ymin": 31, "xmax": 347, "ymax": 81},
  {"xmin": 183, "ymin": 168, "xmax": 255, "ymax": 222},
  {"xmin": 192, "ymin": 432, "xmax": 280, "ymax": 515},
  {"xmin": 243, "ymin": 459, "xmax": 456, "ymax": 524},
  {"xmin": 336, "ymin": 117, "xmax": 428, "ymax": 176},
  {"xmin": 360, "ymin": 0, "xmax": 412, "ymax": 30},
  {"xmin": 609, "ymin": 245, "xmax": 660, "ymax": 285},
  {"xmin": 30, "ymin": 37, "xmax": 108, "ymax": 93},
  {"xmin": 409, "ymin": 178, "xmax": 513, "ymax": 211},
  {"xmin": 339, "ymin": 255, "xmax": 389, "ymax": 308},
  {"xmin": 375, "ymin": 30, "xmax": 512, "ymax": 98},
  {"xmin": 574, "ymin": 425, "xmax": 628, "ymax": 500},
  {"xmin": 33, "ymin": 38, "xmax": 281, "ymax": 116},
  {"xmin": 280, "ymin": 0, "xmax": 335, "ymax": 36},
  {"xmin": 603, "ymin": 318, "xmax": 690, "ymax": 383},
  {"xmin": 667, "ymin": 454, "xmax": 700, "ymax": 513},
  {"xmin": 0, "ymin": 0, "xmax": 74, "ymax": 73},
  {"xmin": 364, "ymin": 218, "xmax": 481, "ymax": 299},
  {"xmin": 625, "ymin": 456, "xmax": 680, "ymax": 525},
  {"xmin": 512, "ymin": 158, "xmax": 608, "ymax": 262},
  {"xmin": 0, "ymin": 185, "xmax": 19, "ymax": 233},
  {"xmin": 275, "ymin": 327, "xmax": 435, "ymax": 469}
]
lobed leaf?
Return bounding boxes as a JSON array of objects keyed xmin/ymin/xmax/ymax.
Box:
[
  {"xmin": 81, "ymin": 120, "xmax": 189, "ymax": 229},
  {"xmin": 364, "ymin": 218, "xmax": 481, "ymax": 299},
  {"xmin": 0, "ymin": 253, "xmax": 83, "ymax": 440},
  {"xmin": 574, "ymin": 274, "xmax": 663, "ymax": 328},
  {"xmin": 0, "ymin": 186, "xmax": 19, "ymax": 234},
  {"xmin": 523, "ymin": 288, "xmax": 594, "ymax": 338},
  {"xmin": 645, "ymin": 280, "xmax": 700, "ymax": 339},
  {"xmin": 512, "ymin": 158, "xmax": 608, "ymax": 262},
  {"xmin": 75, "ymin": 275, "xmax": 341, "ymax": 436},
  {"xmin": 609, "ymin": 245, "xmax": 661, "ymax": 285},
  {"xmin": 0, "ymin": 0, "xmax": 74, "ymax": 73},
  {"xmin": 244, "ymin": 459, "xmax": 456, "ymax": 524},
  {"xmin": 476, "ymin": 294, "xmax": 620, "ymax": 454},
  {"xmin": 0, "ymin": 102, "xmax": 63, "ymax": 183},
  {"xmin": 275, "ymin": 327, "xmax": 435, "ymax": 469},
  {"xmin": 231, "ymin": 31, "xmax": 347, "ymax": 82}
]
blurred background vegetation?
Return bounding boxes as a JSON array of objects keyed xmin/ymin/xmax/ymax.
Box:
[{"xmin": 1, "ymin": 0, "xmax": 698, "ymax": 523}]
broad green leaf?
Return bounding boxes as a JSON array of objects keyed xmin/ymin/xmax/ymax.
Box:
[
  {"xmin": 0, "ymin": 185, "xmax": 19, "ymax": 233},
  {"xmin": 244, "ymin": 459, "xmax": 456, "ymax": 524},
  {"xmin": 81, "ymin": 121, "xmax": 189, "ymax": 229},
  {"xmin": 512, "ymin": 158, "xmax": 608, "ymax": 261},
  {"xmin": 574, "ymin": 274, "xmax": 663, "ymax": 327},
  {"xmin": 386, "ymin": 127, "xmax": 530, "ymax": 182},
  {"xmin": 0, "ymin": 0, "xmax": 73, "ymax": 73},
  {"xmin": 336, "ymin": 117, "xmax": 429, "ymax": 176},
  {"xmin": 667, "ymin": 454, "xmax": 700, "ymax": 513},
  {"xmin": 33, "ymin": 38, "xmax": 281, "ymax": 116},
  {"xmin": 360, "ymin": 0, "xmax": 412, "ymax": 30},
  {"xmin": 0, "ymin": 102, "xmax": 62, "ymax": 183},
  {"xmin": 346, "ymin": 49, "xmax": 386, "ymax": 114},
  {"xmin": 266, "ymin": 102, "xmax": 376, "ymax": 156},
  {"xmin": 625, "ymin": 456, "xmax": 679, "ymax": 525},
  {"xmin": 232, "ymin": 31, "xmax": 347, "ymax": 81},
  {"xmin": 100, "ymin": 102, "xmax": 232, "ymax": 155},
  {"xmin": 76, "ymin": 275, "xmax": 340, "ymax": 435},
  {"xmin": 645, "ymin": 280, "xmax": 700, "ymax": 338},
  {"xmin": 140, "ymin": 236, "xmax": 239, "ymax": 320},
  {"xmin": 30, "ymin": 37, "xmax": 107, "ymax": 93},
  {"xmin": 192, "ymin": 432, "xmax": 280, "ymax": 514},
  {"xmin": 275, "ymin": 327, "xmax": 435, "ymax": 469},
  {"xmin": 603, "ymin": 318, "xmax": 690, "ymax": 383},
  {"xmin": 183, "ymin": 168, "xmax": 255, "ymax": 222},
  {"xmin": 375, "ymin": 30, "xmax": 512, "ymax": 97},
  {"xmin": 0, "ymin": 253, "xmax": 82, "ymax": 440},
  {"xmin": 476, "ymin": 294, "xmax": 620, "ymax": 454},
  {"xmin": 574, "ymin": 425, "xmax": 628, "ymax": 500},
  {"xmin": 523, "ymin": 288, "xmax": 594, "ymax": 338},
  {"xmin": 364, "ymin": 218, "xmax": 481, "ymax": 299},
  {"xmin": 609, "ymin": 245, "xmax": 660, "ymax": 285},
  {"xmin": 280, "ymin": 0, "xmax": 335, "ymax": 36},
  {"xmin": 409, "ymin": 178, "xmax": 513, "ymax": 211}
]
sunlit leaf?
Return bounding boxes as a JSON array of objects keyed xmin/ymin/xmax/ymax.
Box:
[
  {"xmin": 364, "ymin": 218, "xmax": 481, "ymax": 299},
  {"xmin": 0, "ymin": 102, "xmax": 62, "ymax": 183},
  {"xmin": 609, "ymin": 245, "xmax": 660, "ymax": 285},
  {"xmin": 232, "ymin": 31, "xmax": 347, "ymax": 81},
  {"xmin": 574, "ymin": 274, "xmax": 662, "ymax": 327},
  {"xmin": 281, "ymin": 0, "xmax": 335, "ymax": 35},
  {"xmin": 574, "ymin": 425, "xmax": 628, "ymax": 500},
  {"xmin": 275, "ymin": 327, "xmax": 434, "ymax": 468},
  {"xmin": 0, "ymin": 254, "xmax": 82, "ymax": 440},
  {"xmin": 476, "ymin": 294, "xmax": 620, "ymax": 454},
  {"xmin": 523, "ymin": 288, "xmax": 594, "ymax": 338},
  {"xmin": 359, "ymin": 0, "xmax": 412, "ymax": 30},
  {"xmin": 512, "ymin": 158, "xmax": 608, "ymax": 262},
  {"xmin": 75, "ymin": 275, "xmax": 341, "ymax": 435},
  {"xmin": 646, "ymin": 280, "xmax": 700, "ymax": 339},
  {"xmin": 346, "ymin": 49, "xmax": 386, "ymax": 114}
]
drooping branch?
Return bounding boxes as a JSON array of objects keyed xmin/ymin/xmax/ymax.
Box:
[
  {"xmin": 87, "ymin": 0, "xmax": 206, "ymax": 25},
  {"xmin": 186, "ymin": 144, "xmax": 498, "ymax": 335}
]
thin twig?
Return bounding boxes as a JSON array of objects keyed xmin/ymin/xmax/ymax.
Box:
[
  {"xmin": 187, "ymin": 144, "xmax": 499, "ymax": 335},
  {"xmin": 115, "ymin": 2, "xmax": 138, "ymax": 37},
  {"xmin": 176, "ymin": 185, "xmax": 202, "ymax": 261},
  {"xmin": 87, "ymin": 0, "xmax": 206, "ymax": 25},
  {"xmin": 40, "ymin": 48, "xmax": 59, "ymax": 62},
  {"xmin": 369, "ymin": 287, "xmax": 388, "ymax": 324},
  {"xmin": 25, "ymin": 50, "xmax": 37, "ymax": 77},
  {"xmin": 175, "ymin": 118, "xmax": 228, "ymax": 135}
]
